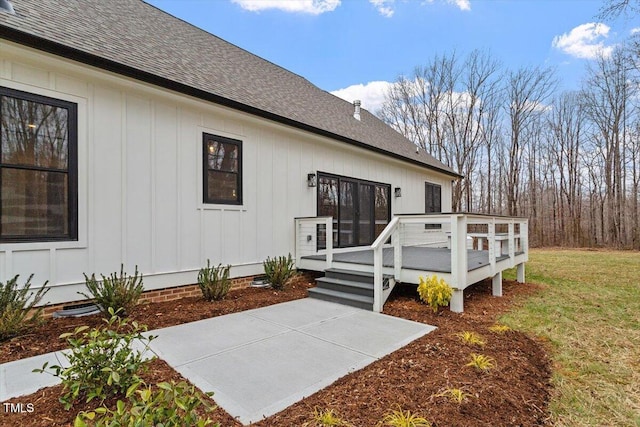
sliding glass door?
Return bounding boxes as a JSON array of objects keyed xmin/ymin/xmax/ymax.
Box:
[{"xmin": 317, "ymin": 173, "xmax": 390, "ymax": 248}]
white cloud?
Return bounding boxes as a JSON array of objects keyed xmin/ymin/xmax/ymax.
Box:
[
  {"xmin": 448, "ymin": 0, "xmax": 470, "ymax": 11},
  {"xmin": 632, "ymin": 27, "xmax": 640, "ymax": 35},
  {"xmin": 552, "ymin": 23, "xmax": 613, "ymax": 60},
  {"xmin": 331, "ymin": 81, "xmax": 394, "ymax": 113},
  {"xmin": 231, "ymin": 0, "xmax": 340, "ymax": 14},
  {"xmin": 370, "ymin": 0, "xmax": 395, "ymax": 17},
  {"xmin": 423, "ymin": 0, "xmax": 471, "ymax": 11}
]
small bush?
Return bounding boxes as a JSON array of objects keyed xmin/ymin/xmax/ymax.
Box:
[
  {"xmin": 198, "ymin": 260, "xmax": 231, "ymax": 301},
  {"xmin": 435, "ymin": 388, "xmax": 472, "ymax": 404},
  {"xmin": 466, "ymin": 353, "xmax": 496, "ymax": 372},
  {"xmin": 303, "ymin": 407, "xmax": 353, "ymax": 426},
  {"xmin": 34, "ymin": 308, "xmax": 155, "ymax": 410},
  {"xmin": 263, "ymin": 253, "xmax": 297, "ymax": 290},
  {"xmin": 417, "ymin": 275, "xmax": 453, "ymax": 312},
  {"xmin": 380, "ymin": 406, "xmax": 431, "ymax": 427},
  {"xmin": 0, "ymin": 274, "xmax": 49, "ymax": 341},
  {"xmin": 79, "ymin": 264, "xmax": 144, "ymax": 316},
  {"xmin": 75, "ymin": 381, "xmax": 218, "ymax": 427},
  {"xmin": 456, "ymin": 331, "xmax": 485, "ymax": 346}
]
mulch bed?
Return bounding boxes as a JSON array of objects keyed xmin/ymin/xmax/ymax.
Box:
[{"xmin": 1, "ymin": 277, "xmax": 552, "ymax": 427}]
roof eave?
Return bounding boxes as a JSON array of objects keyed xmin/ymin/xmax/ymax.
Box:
[{"xmin": 0, "ymin": 25, "xmax": 461, "ymax": 179}]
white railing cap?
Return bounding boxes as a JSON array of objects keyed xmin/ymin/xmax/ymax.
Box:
[{"xmin": 371, "ymin": 216, "xmax": 400, "ymax": 249}]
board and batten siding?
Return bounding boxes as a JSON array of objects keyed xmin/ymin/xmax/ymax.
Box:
[{"xmin": 0, "ymin": 41, "xmax": 453, "ymax": 305}]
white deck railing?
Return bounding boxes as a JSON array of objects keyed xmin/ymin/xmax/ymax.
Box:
[
  {"xmin": 295, "ymin": 213, "xmax": 528, "ymax": 313},
  {"xmin": 294, "ymin": 216, "xmax": 334, "ymax": 269}
]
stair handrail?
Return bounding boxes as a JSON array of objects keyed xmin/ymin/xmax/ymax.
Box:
[{"xmin": 371, "ymin": 216, "xmax": 400, "ymax": 312}]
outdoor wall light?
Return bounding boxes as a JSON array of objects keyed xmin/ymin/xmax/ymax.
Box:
[
  {"xmin": 307, "ymin": 173, "xmax": 317, "ymax": 187},
  {"xmin": 394, "ymin": 187, "xmax": 402, "ymax": 197}
]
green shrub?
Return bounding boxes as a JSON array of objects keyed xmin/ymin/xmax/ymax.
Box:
[
  {"xmin": 380, "ymin": 405, "xmax": 431, "ymax": 427},
  {"xmin": 0, "ymin": 274, "xmax": 49, "ymax": 341},
  {"xmin": 417, "ymin": 275, "xmax": 453, "ymax": 312},
  {"xmin": 303, "ymin": 407, "xmax": 353, "ymax": 426},
  {"xmin": 34, "ymin": 308, "xmax": 155, "ymax": 410},
  {"xmin": 75, "ymin": 380, "xmax": 219, "ymax": 427},
  {"xmin": 263, "ymin": 253, "xmax": 297, "ymax": 290},
  {"xmin": 197, "ymin": 260, "xmax": 231, "ymax": 301},
  {"xmin": 79, "ymin": 264, "xmax": 144, "ymax": 316}
]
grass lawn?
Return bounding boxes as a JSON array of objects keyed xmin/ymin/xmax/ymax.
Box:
[{"xmin": 501, "ymin": 248, "xmax": 640, "ymax": 427}]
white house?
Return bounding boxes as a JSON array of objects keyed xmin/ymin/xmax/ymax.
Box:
[{"xmin": 0, "ymin": 0, "xmax": 492, "ymax": 311}]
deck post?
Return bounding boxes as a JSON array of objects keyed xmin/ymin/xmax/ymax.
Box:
[
  {"xmin": 325, "ymin": 217, "xmax": 333, "ymax": 270},
  {"xmin": 521, "ymin": 220, "xmax": 529, "ymax": 261},
  {"xmin": 373, "ymin": 247, "xmax": 383, "ymax": 313},
  {"xmin": 392, "ymin": 227, "xmax": 402, "ymax": 281},
  {"xmin": 488, "ymin": 218, "xmax": 496, "ymax": 276},
  {"xmin": 294, "ymin": 218, "xmax": 301, "ymax": 266},
  {"xmin": 450, "ymin": 289, "xmax": 464, "ymax": 313},
  {"xmin": 492, "ymin": 271, "xmax": 502, "ymax": 296},
  {"xmin": 450, "ymin": 214, "xmax": 468, "ymax": 312},
  {"xmin": 508, "ymin": 220, "xmax": 515, "ymax": 266},
  {"xmin": 517, "ymin": 263, "xmax": 525, "ymax": 283}
]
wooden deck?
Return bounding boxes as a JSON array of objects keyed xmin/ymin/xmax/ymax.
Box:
[
  {"xmin": 302, "ymin": 247, "xmax": 512, "ymax": 273},
  {"xmin": 295, "ymin": 213, "xmax": 528, "ymax": 313}
]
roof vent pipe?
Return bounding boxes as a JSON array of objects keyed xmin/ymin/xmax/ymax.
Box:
[
  {"xmin": 353, "ymin": 100, "xmax": 361, "ymax": 121},
  {"xmin": 0, "ymin": 0, "xmax": 15, "ymax": 14}
]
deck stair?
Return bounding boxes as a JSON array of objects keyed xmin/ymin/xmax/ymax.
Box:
[{"xmin": 309, "ymin": 268, "xmax": 392, "ymax": 310}]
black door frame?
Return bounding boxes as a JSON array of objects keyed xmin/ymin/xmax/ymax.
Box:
[{"xmin": 317, "ymin": 172, "xmax": 391, "ymax": 248}]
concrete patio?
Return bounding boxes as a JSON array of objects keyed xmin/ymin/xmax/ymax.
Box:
[{"xmin": 0, "ymin": 298, "xmax": 435, "ymax": 425}]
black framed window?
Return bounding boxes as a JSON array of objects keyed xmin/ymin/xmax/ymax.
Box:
[
  {"xmin": 0, "ymin": 87, "xmax": 78, "ymax": 242},
  {"xmin": 203, "ymin": 133, "xmax": 242, "ymax": 205},
  {"xmin": 425, "ymin": 182, "xmax": 442, "ymax": 230},
  {"xmin": 317, "ymin": 172, "xmax": 390, "ymax": 249}
]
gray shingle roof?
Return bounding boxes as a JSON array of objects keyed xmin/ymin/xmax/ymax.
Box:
[{"xmin": 0, "ymin": 0, "xmax": 457, "ymax": 176}]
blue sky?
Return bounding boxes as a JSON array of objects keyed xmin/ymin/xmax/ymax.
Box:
[{"xmin": 146, "ymin": 0, "xmax": 640, "ymax": 112}]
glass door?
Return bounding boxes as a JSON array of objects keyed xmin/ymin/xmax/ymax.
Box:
[
  {"xmin": 339, "ymin": 179, "xmax": 357, "ymax": 246},
  {"xmin": 317, "ymin": 175, "xmax": 338, "ymax": 249},
  {"xmin": 358, "ymin": 184, "xmax": 374, "ymax": 246},
  {"xmin": 317, "ymin": 173, "xmax": 391, "ymax": 248}
]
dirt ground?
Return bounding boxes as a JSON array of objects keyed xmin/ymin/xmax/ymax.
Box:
[{"xmin": 1, "ymin": 277, "xmax": 551, "ymax": 427}]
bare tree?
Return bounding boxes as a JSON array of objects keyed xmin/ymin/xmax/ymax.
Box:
[
  {"xmin": 630, "ymin": 121, "xmax": 640, "ymax": 249},
  {"xmin": 548, "ymin": 92, "xmax": 586, "ymax": 246},
  {"xmin": 379, "ymin": 43, "xmax": 638, "ymax": 250},
  {"xmin": 504, "ymin": 66, "xmax": 557, "ymax": 216},
  {"xmin": 380, "ymin": 50, "xmax": 502, "ymax": 212},
  {"xmin": 582, "ymin": 48, "xmax": 634, "ymax": 247},
  {"xmin": 599, "ymin": 0, "xmax": 640, "ymax": 19}
]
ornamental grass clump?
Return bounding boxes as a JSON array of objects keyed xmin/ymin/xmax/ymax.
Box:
[
  {"xmin": 380, "ymin": 405, "xmax": 432, "ymax": 427},
  {"xmin": 488, "ymin": 324, "xmax": 511, "ymax": 333},
  {"xmin": 198, "ymin": 260, "xmax": 231, "ymax": 301},
  {"xmin": 0, "ymin": 274, "xmax": 49, "ymax": 341},
  {"xmin": 456, "ymin": 331, "xmax": 486, "ymax": 347},
  {"xmin": 435, "ymin": 388, "xmax": 472, "ymax": 404},
  {"xmin": 75, "ymin": 381, "xmax": 219, "ymax": 427},
  {"xmin": 466, "ymin": 353, "xmax": 496, "ymax": 372},
  {"xmin": 263, "ymin": 253, "xmax": 297, "ymax": 290},
  {"xmin": 79, "ymin": 264, "xmax": 144, "ymax": 317},
  {"xmin": 34, "ymin": 307, "xmax": 156, "ymax": 410},
  {"xmin": 303, "ymin": 407, "xmax": 353, "ymax": 426},
  {"xmin": 417, "ymin": 275, "xmax": 453, "ymax": 312}
]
